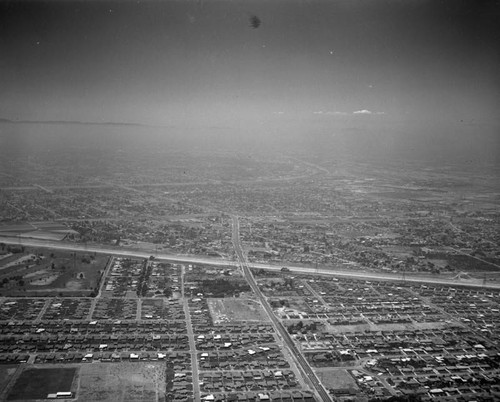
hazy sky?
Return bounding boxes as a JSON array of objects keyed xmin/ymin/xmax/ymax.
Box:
[{"xmin": 1, "ymin": 0, "xmax": 499, "ymax": 132}]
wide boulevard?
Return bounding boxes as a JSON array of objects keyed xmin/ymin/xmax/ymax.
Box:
[{"xmin": 231, "ymin": 216, "xmax": 333, "ymax": 402}]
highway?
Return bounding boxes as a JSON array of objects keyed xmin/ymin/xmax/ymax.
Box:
[
  {"xmin": 253, "ymin": 264, "xmax": 500, "ymax": 289},
  {"xmin": 231, "ymin": 216, "xmax": 333, "ymax": 402},
  {"xmin": 2, "ymin": 235, "xmax": 500, "ymax": 290},
  {"xmin": 0, "ymin": 236, "xmax": 234, "ymax": 266}
]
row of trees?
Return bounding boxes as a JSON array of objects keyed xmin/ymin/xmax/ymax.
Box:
[
  {"xmin": 0, "ymin": 243, "xmax": 24, "ymax": 253},
  {"xmin": 136, "ymin": 260, "xmax": 153, "ymax": 297}
]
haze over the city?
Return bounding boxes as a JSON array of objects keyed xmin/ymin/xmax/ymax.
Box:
[{"xmin": 1, "ymin": 0, "xmax": 499, "ymax": 163}]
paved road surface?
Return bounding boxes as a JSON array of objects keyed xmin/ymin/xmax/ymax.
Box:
[
  {"xmin": 0, "ymin": 236, "xmax": 234, "ymax": 266},
  {"xmin": 2, "ymin": 235, "xmax": 499, "ymax": 289},
  {"xmin": 231, "ymin": 215, "xmax": 333, "ymax": 402}
]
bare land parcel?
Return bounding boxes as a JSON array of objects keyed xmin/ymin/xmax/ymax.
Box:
[
  {"xmin": 77, "ymin": 362, "xmax": 166, "ymax": 402},
  {"xmin": 208, "ymin": 298, "xmax": 269, "ymax": 323}
]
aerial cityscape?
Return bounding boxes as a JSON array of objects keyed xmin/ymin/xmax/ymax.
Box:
[{"xmin": 1, "ymin": 1, "xmax": 499, "ymax": 402}]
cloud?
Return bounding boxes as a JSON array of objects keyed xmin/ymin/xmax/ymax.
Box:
[
  {"xmin": 352, "ymin": 109, "xmax": 386, "ymax": 115},
  {"xmin": 326, "ymin": 111, "xmax": 349, "ymax": 116},
  {"xmin": 314, "ymin": 110, "xmax": 385, "ymax": 117},
  {"xmin": 313, "ymin": 111, "xmax": 349, "ymax": 116}
]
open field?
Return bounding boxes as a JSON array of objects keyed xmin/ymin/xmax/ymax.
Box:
[
  {"xmin": 208, "ymin": 298, "xmax": 269, "ymax": 323},
  {"xmin": 6, "ymin": 367, "xmax": 77, "ymax": 400},
  {"xmin": 0, "ymin": 221, "xmax": 78, "ymax": 241},
  {"xmin": 77, "ymin": 362, "xmax": 166, "ymax": 402},
  {"xmin": 315, "ymin": 368, "xmax": 358, "ymax": 391},
  {"xmin": 0, "ymin": 366, "xmax": 19, "ymax": 396},
  {"xmin": 0, "ymin": 246, "xmax": 109, "ymax": 297}
]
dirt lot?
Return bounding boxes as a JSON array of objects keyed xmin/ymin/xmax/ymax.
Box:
[
  {"xmin": 315, "ymin": 368, "xmax": 358, "ymax": 390},
  {"xmin": 77, "ymin": 362, "xmax": 166, "ymax": 402},
  {"xmin": 208, "ymin": 298, "xmax": 269, "ymax": 323}
]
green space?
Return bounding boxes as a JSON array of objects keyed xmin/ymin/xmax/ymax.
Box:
[
  {"xmin": 0, "ymin": 366, "xmax": 18, "ymax": 396},
  {"xmin": 0, "ymin": 246, "xmax": 109, "ymax": 297},
  {"xmin": 7, "ymin": 367, "xmax": 76, "ymax": 400}
]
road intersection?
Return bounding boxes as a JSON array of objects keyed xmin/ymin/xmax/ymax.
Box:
[{"xmin": 1, "ymin": 235, "xmax": 499, "ymax": 290}]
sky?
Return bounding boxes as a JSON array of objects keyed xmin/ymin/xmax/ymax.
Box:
[{"xmin": 0, "ymin": 0, "xmax": 499, "ymax": 137}]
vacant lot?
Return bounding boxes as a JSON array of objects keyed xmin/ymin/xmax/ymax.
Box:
[
  {"xmin": 78, "ymin": 362, "xmax": 166, "ymax": 402},
  {"xmin": 0, "ymin": 366, "xmax": 18, "ymax": 396},
  {"xmin": 7, "ymin": 367, "xmax": 77, "ymax": 400},
  {"xmin": 315, "ymin": 368, "xmax": 358, "ymax": 391},
  {"xmin": 208, "ymin": 298, "xmax": 269, "ymax": 323}
]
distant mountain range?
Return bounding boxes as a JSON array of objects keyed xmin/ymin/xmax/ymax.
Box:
[{"xmin": 0, "ymin": 117, "xmax": 146, "ymax": 127}]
